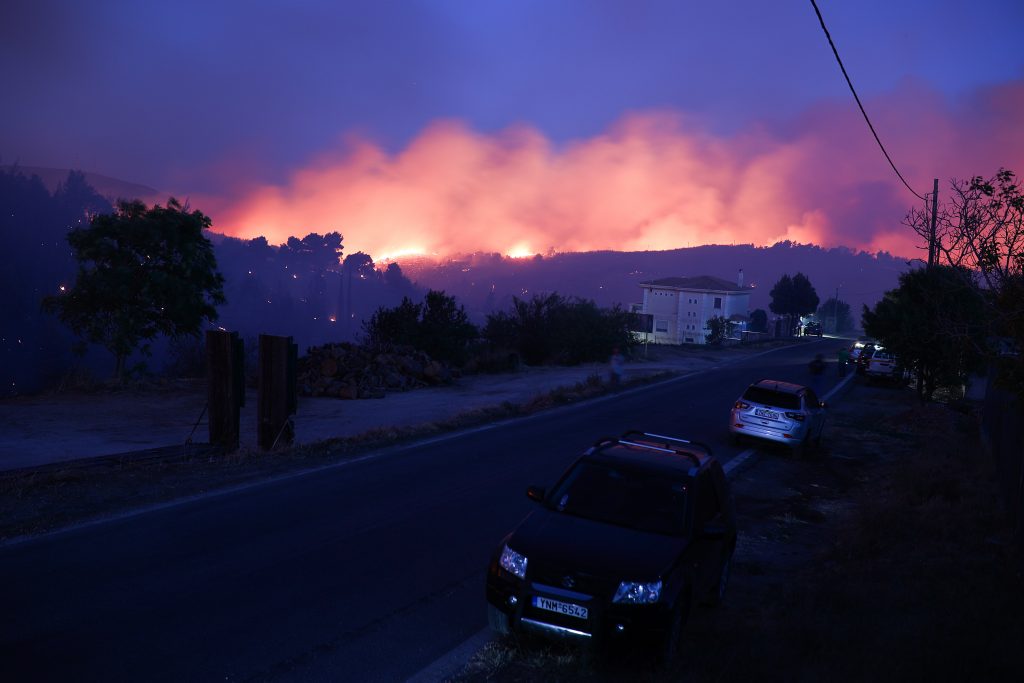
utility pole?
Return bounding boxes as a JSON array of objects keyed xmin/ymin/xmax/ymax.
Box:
[
  {"xmin": 833, "ymin": 286, "xmax": 839, "ymax": 334},
  {"xmin": 918, "ymin": 178, "xmax": 939, "ymax": 402},
  {"xmin": 928, "ymin": 177, "xmax": 938, "ymax": 267}
]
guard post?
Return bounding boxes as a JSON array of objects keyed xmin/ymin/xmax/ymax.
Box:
[
  {"xmin": 206, "ymin": 330, "xmax": 244, "ymax": 452},
  {"xmin": 258, "ymin": 334, "xmax": 298, "ymax": 450}
]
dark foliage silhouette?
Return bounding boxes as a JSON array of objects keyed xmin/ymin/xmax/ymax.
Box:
[
  {"xmin": 43, "ymin": 198, "xmax": 226, "ymax": 380},
  {"xmin": 483, "ymin": 293, "xmax": 634, "ymax": 365},
  {"xmin": 364, "ymin": 290, "xmax": 477, "ymax": 365},
  {"xmin": 1, "ymin": 167, "xmax": 112, "ymax": 394}
]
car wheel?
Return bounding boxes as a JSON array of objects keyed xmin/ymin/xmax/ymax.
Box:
[
  {"xmin": 705, "ymin": 548, "xmax": 733, "ymax": 606},
  {"xmin": 800, "ymin": 434, "xmax": 820, "ymax": 459},
  {"xmin": 659, "ymin": 602, "xmax": 686, "ymax": 667},
  {"xmin": 487, "ymin": 603, "xmax": 510, "ymax": 635}
]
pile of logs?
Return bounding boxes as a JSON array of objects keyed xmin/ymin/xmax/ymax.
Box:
[{"xmin": 298, "ymin": 343, "xmax": 452, "ymax": 399}]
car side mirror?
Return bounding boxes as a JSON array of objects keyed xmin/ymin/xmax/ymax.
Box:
[{"xmin": 526, "ymin": 485, "xmax": 546, "ymax": 503}]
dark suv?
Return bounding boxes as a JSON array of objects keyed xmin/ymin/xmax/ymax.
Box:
[
  {"xmin": 486, "ymin": 431, "xmax": 737, "ymax": 661},
  {"xmin": 804, "ymin": 321, "xmax": 823, "ymax": 337}
]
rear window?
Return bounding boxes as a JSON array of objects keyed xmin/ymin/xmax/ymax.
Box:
[{"xmin": 742, "ymin": 386, "xmax": 800, "ymax": 410}]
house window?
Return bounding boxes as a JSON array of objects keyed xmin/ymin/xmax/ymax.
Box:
[
  {"xmin": 714, "ymin": 297, "xmax": 722, "ymax": 309},
  {"xmin": 655, "ymin": 319, "xmax": 669, "ymax": 333}
]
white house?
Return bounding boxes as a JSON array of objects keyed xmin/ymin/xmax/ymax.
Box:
[{"xmin": 637, "ymin": 272, "xmax": 751, "ymax": 345}]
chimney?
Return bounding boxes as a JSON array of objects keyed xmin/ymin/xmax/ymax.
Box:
[{"xmin": 737, "ymin": 269, "xmax": 744, "ymax": 288}]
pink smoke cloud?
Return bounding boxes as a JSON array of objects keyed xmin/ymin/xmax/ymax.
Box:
[{"xmin": 201, "ymin": 79, "xmax": 1024, "ymax": 262}]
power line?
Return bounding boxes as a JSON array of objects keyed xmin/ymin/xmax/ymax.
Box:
[{"xmin": 809, "ymin": 0, "xmax": 927, "ymax": 202}]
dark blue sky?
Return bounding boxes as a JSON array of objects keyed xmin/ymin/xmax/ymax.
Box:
[
  {"xmin": 2, "ymin": 1, "xmax": 1023, "ymax": 258},
  {"xmin": 2, "ymin": 0, "xmax": 1020, "ymax": 189}
]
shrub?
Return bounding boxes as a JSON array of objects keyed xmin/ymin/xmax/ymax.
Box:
[{"xmin": 483, "ymin": 293, "xmax": 634, "ymax": 366}]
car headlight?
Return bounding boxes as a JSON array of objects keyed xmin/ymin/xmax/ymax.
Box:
[
  {"xmin": 613, "ymin": 580, "xmax": 662, "ymax": 604},
  {"xmin": 499, "ymin": 544, "xmax": 528, "ymax": 579}
]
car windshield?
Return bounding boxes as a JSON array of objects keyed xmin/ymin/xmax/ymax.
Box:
[
  {"xmin": 549, "ymin": 461, "xmax": 688, "ymax": 536},
  {"xmin": 743, "ymin": 386, "xmax": 800, "ymax": 410}
]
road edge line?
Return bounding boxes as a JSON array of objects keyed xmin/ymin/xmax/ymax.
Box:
[{"xmin": 404, "ymin": 627, "xmax": 493, "ymax": 683}]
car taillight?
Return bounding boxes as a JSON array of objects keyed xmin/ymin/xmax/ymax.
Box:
[
  {"xmin": 735, "ymin": 401, "xmax": 750, "ymax": 409},
  {"xmin": 784, "ymin": 411, "xmax": 805, "ymax": 421}
]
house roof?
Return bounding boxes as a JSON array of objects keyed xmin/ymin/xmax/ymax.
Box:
[{"xmin": 640, "ymin": 275, "xmax": 749, "ymax": 293}]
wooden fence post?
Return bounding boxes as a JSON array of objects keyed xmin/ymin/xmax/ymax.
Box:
[
  {"xmin": 206, "ymin": 330, "xmax": 243, "ymax": 452},
  {"xmin": 258, "ymin": 334, "xmax": 297, "ymax": 450}
]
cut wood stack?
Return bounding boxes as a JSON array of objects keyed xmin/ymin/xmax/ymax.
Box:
[{"xmin": 297, "ymin": 343, "xmax": 452, "ymax": 399}]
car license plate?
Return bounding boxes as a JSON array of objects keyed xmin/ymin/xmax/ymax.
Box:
[
  {"xmin": 754, "ymin": 408, "xmax": 779, "ymax": 420},
  {"xmin": 533, "ymin": 596, "xmax": 588, "ymax": 620}
]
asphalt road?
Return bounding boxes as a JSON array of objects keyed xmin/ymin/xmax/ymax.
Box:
[{"xmin": 0, "ymin": 339, "xmax": 847, "ymax": 682}]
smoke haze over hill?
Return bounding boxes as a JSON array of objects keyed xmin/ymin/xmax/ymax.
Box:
[
  {"xmin": 392, "ymin": 243, "xmax": 905, "ymax": 330},
  {"xmin": 0, "ymin": 165, "xmax": 925, "ymax": 395}
]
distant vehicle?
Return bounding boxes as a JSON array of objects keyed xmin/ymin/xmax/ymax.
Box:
[
  {"xmin": 854, "ymin": 342, "xmax": 879, "ymax": 375},
  {"xmin": 865, "ymin": 347, "xmax": 906, "ymax": 383},
  {"xmin": 729, "ymin": 379, "xmax": 826, "ymax": 452},
  {"xmin": 486, "ymin": 431, "xmax": 736, "ymax": 663},
  {"xmin": 803, "ymin": 321, "xmax": 823, "ymax": 337}
]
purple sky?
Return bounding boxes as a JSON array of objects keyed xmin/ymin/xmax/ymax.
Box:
[{"xmin": 2, "ymin": 1, "xmax": 1023, "ymax": 258}]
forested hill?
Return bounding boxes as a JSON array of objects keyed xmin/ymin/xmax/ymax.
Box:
[
  {"xmin": 0, "ymin": 165, "xmax": 160, "ymax": 206},
  {"xmin": 396, "ymin": 243, "xmax": 912, "ymax": 326}
]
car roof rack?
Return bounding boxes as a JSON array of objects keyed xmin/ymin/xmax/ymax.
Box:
[{"xmin": 593, "ymin": 430, "xmax": 712, "ymax": 468}]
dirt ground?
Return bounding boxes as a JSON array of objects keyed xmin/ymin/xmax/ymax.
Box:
[{"xmin": 453, "ymin": 382, "xmax": 1024, "ymax": 682}]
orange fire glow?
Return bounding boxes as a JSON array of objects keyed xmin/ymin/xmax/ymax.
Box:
[{"xmin": 203, "ymin": 81, "xmax": 1024, "ymax": 261}]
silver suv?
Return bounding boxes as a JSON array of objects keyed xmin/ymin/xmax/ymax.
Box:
[
  {"xmin": 865, "ymin": 347, "xmax": 901, "ymax": 381},
  {"xmin": 729, "ymin": 379, "xmax": 826, "ymax": 450}
]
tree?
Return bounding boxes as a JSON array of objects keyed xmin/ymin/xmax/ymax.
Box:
[
  {"xmin": 906, "ymin": 169, "xmax": 1024, "ymax": 291},
  {"xmin": 903, "ymin": 168, "xmax": 1024, "ymax": 399},
  {"xmin": 363, "ymin": 290, "xmax": 478, "ymax": 365},
  {"xmin": 43, "ymin": 198, "xmax": 226, "ymax": 379},
  {"xmin": 817, "ymin": 297, "xmax": 853, "ymax": 332},
  {"xmin": 282, "ymin": 232, "xmax": 344, "ymax": 273},
  {"xmin": 363, "ymin": 297, "xmax": 422, "ymax": 349},
  {"xmin": 419, "ymin": 290, "xmax": 477, "ymax": 365},
  {"xmin": 343, "ymin": 251, "xmax": 375, "ymax": 280},
  {"xmin": 705, "ymin": 315, "xmax": 729, "ymax": 345},
  {"xmin": 748, "ymin": 309, "xmax": 768, "ymax": 333},
  {"xmin": 769, "ymin": 272, "xmax": 819, "ymax": 334},
  {"xmin": 862, "ymin": 265, "xmax": 987, "ymax": 401},
  {"xmin": 54, "ymin": 170, "xmax": 110, "ymax": 219},
  {"xmin": 483, "ymin": 293, "xmax": 634, "ymax": 365},
  {"xmin": 2, "ymin": 168, "xmax": 115, "ymax": 394}
]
